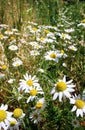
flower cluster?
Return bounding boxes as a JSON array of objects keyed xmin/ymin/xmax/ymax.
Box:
[{"xmin": 0, "ymin": 104, "xmax": 25, "ymax": 130}]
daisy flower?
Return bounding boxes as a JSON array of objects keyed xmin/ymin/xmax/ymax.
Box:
[
  {"xmin": 18, "ymin": 73, "xmax": 40, "ymax": 93},
  {"xmin": 30, "ymin": 50, "xmax": 40, "ymax": 56},
  {"xmin": 4, "ymin": 30, "xmax": 13, "ymax": 35},
  {"xmin": 72, "ymin": 118, "xmax": 80, "ymax": 128},
  {"xmin": 29, "ymin": 110, "xmax": 43, "ymax": 124},
  {"xmin": 65, "ymin": 28, "xmax": 74, "ymax": 33},
  {"xmin": 8, "ymin": 78, "xmax": 15, "ymax": 84},
  {"xmin": 44, "ymin": 50, "xmax": 61, "ymax": 62},
  {"xmin": 8, "ymin": 45, "xmax": 18, "ymax": 51},
  {"xmin": 13, "ymin": 108, "xmax": 25, "ymax": 119},
  {"xmin": 35, "ymin": 97, "xmax": 45, "ymax": 111},
  {"xmin": 70, "ymin": 96, "xmax": 85, "ymax": 117},
  {"xmin": 59, "ymin": 33, "xmax": 71, "ymax": 40},
  {"xmin": 8, "ymin": 118, "xmax": 20, "ymax": 130},
  {"xmin": 0, "ymin": 34, "xmax": 8, "ymax": 40},
  {"xmin": 68, "ymin": 45, "xmax": 77, "ymax": 51},
  {"xmin": 51, "ymin": 75, "xmax": 76, "ymax": 102},
  {"xmin": 77, "ymin": 19, "xmax": 85, "ymax": 27},
  {"xmin": 27, "ymin": 86, "xmax": 44, "ymax": 103},
  {"xmin": 12, "ymin": 58, "xmax": 23, "ymax": 67},
  {"xmin": 0, "ymin": 104, "xmax": 13, "ymax": 130}
]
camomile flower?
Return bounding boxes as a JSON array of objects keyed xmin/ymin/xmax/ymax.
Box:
[
  {"xmin": 68, "ymin": 45, "xmax": 77, "ymax": 51},
  {"xmin": 8, "ymin": 45, "xmax": 18, "ymax": 51},
  {"xmin": 8, "ymin": 118, "xmax": 20, "ymax": 130},
  {"xmin": 59, "ymin": 33, "xmax": 71, "ymax": 40},
  {"xmin": 38, "ymin": 68, "xmax": 44, "ymax": 73},
  {"xmin": 65, "ymin": 28, "xmax": 74, "ymax": 33},
  {"xmin": 0, "ymin": 104, "xmax": 13, "ymax": 130},
  {"xmin": 13, "ymin": 108, "xmax": 25, "ymax": 119},
  {"xmin": 51, "ymin": 75, "xmax": 76, "ymax": 102},
  {"xmin": 4, "ymin": 30, "xmax": 13, "ymax": 35},
  {"xmin": 12, "ymin": 58, "xmax": 23, "ymax": 67},
  {"xmin": 70, "ymin": 96, "xmax": 85, "ymax": 117},
  {"xmin": 45, "ymin": 50, "xmax": 61, "ymax": 62},
  {"xmin": 35, "ymin": 98, "xmax": 45, "ymax": 110},
  {"xmin": 0, "ymin": 34, "xmax": 8, "ymax": 40},
  {"xmin": 29, "ymin": 110, "xmax": 43, "ymax": 124},
  {"xmin": 72, "ymin": 118, "xmax": 80, "ymax": 128},
  {"xmin": 1, "ymin": 64, "xmax": 7, "ymax": 70},
  {"xmin": 30, "ymin": 50, "xmax": 40, "ymax": 56},
  {"xmin": 18, "ymin": 73, "xmax": 40, "ymax": 93},
  {"xmin": 77, "ymin": 19, "xmax": 85, "ymax": 27},
  {"xmin": 27, "ymin": 86, "xmax": 44, "ymax": 103},
  {"xmin": 8, "ymin": 78, "xmax": 15, "ymax": 84}
]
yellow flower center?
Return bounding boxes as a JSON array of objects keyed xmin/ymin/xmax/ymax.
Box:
[
  {"xmin": 26, "ymin": 79, "xmax": 33, "ymax": 86},
  {"xmin": 0, "ymin": 34, "xmax": 4, "ymax": 39},
  {"xmin": 13, "ymin": 108, "xmax": 23, "ymax": 118},
  {"xmin": 10, "ymin": 121, "xmax": 17, "ymax": 126},
  {"xmin": 75, "ymin": 100, "xmax": 84, "ymax": 109},
  {"xmin": 10, "ymin": 36, "xmax": 15, "ymax": 41},
  {"xmin": 30, "ymin": 89, "xmax": 37, "ymax": 96},
  {"xmin": 0, "ymin": 110, "xmax": 7, "ymax": 122},
  {"xmin": 36, "ymin": 102, "xmax": 43, "ymax": 108},
  {"xmin": 60, "ymin": 50, "xmax": 64, "ymax": 54},
  {"xmin": 44, "ymin": 29, "xmax": 50, "ymax": 34},
  {"xmin": 1, "ymin": 65, "xmax": 7, "ymax": 70},
  {"xmin": 32, "ymin": 27, "xmax": 38, "ymax": 31},
  {"xmin": 40, "ymin": 37, "xmax": 44, "ymax": 41},
  {"xmin": 81, "ymin": 19, "xmax": 85, "ymax": 23},
  {"xmin": 15, "ymin": 63, "xmax": 19, "ymax": 67},
  {"xmin": 50, "ymin": 53, "xmax": 57, "ymax": 58},
  {"xmin": 62, "ymin": 33, "xmax": 66, "ymax": 39},
  {"xmin": 56, "ymin": 81, "xmax": 67, "ymax": 91}
]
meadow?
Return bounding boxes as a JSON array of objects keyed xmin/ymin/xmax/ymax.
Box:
[{"xmin": 0, "ymin": 0, "xmax": 85, "ymax": 130}]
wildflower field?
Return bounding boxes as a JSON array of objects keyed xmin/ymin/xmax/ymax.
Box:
[{"xmin": 0, "ymin": 0, "xmax": 85, "ymax": 130}]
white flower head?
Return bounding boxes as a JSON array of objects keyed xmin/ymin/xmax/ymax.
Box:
[
  {"xmin": 68, "ymin": 45, "xmax": 77, "ymax": 51},
  {"xmin": 45, "ymin": 50, "xmax": 61, "ymax": 62},
  {"xmin": 29, "ymin": 110, "xmax": 43, "ymax": 124},
  {"xmin": 8, "ymin": 78, "xmax": 15, "ymax": 84},
  {"xmin": 35, "ymin": 97, "xmax": 45, "ymax": 111},
  {"xmin": 12, "ymin": 59, "xmax": 23, "ymax": 67},
  {"xmin": 8, "ymin": 118, "xmax": 20, "ymax": 130},
  {"xmin": 51, "ymin": 75, "xmax": 76, "ymax": 102},
  {"xmin": 65, "ymin": 28, "xmax": 74, "ymax": 33},
  {"xmin": 60, "ymin": 33, "xmax": 71, "ymax": 40},
  {"xmin": 0, "ymin": 104, "xmax": 13, "ymax": 130},
  {"xmin": 27, "ymin": 86, "xmax": 44, "ymax": 103},
  {"xmin": 4, "ymin": 30, "xmax": 13, "ymax": 35},
  {"xmin": 8, "ymin": 45, "xmax": 18, "ymax": 51},
  {"xmin": 30, "ymin": 50, "xmax": 40, "ymax": 56},
  {"xmin": 18, "ymin": 73, "xmax": 40, "ymax": 93},
  {"xmin": 70, "ymin": 95, "xmax": 85, "ymax": 117},
  {"xmin": 72, "ymin": 118, "xmax": 80, "ymax": 128}
]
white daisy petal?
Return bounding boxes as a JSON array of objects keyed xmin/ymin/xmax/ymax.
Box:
[
  {"xmin": 76, "ymin": 109, "xmax": 83, "ymax": 117},
  {"xmin": 59, "ymin": 92, "xmax": 63, "ymax": 102},
  {"xmin": 53, "ymin": 93, "xmax": 59, "ymax": 100},
  {"xmin": 71, "ymin": 105, "xmax": 77, "ymax": 112}
]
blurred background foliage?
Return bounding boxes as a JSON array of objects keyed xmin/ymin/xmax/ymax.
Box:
[{"xmin": 0, "ymin": 0, "xmax": 85, "ymax": 29}]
